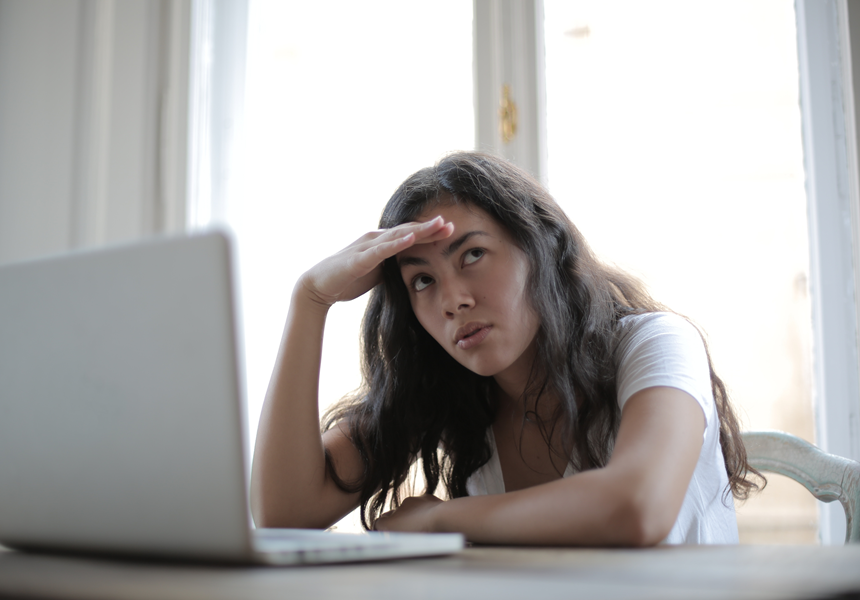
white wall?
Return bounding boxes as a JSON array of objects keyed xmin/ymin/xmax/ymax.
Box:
[
  {"xmin": 0, "ymin": 1, "xmax": 79, "ymax": 262},
  {"xmin": 0, "ymin": 0, "xmax": 189, "ymax": 266}
]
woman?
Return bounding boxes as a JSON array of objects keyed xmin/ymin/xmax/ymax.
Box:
[{"xmin": 250, "ymin": 151, "xmax": 760, "ymax": 545}]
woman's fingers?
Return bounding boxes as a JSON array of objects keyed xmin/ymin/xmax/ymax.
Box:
[
  {"xmin": 371, "ymin": 494, "xmax": 443, "ymax": 533},
  {"xmin": 348, "ymin": 217, "xmax": 453, "ymax": 275},
  {"xmin": 348, "ymin": 233, "xmax": 415, "ymax": 275},
  {"xmin": 302, "ymin": 216, "xmax": 455, "ymax": 306},
  {"xmin": 415, "ymin": 220, "xmax": 455, "ymax": 244},
  {"xmin": 355, "ymin": 216, "xmax": 453, "ymax": 252}
]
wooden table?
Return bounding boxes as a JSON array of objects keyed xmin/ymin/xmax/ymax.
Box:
[{"xmin": 1, "ymin": 545, "xmax": 859, "ymax": 600}]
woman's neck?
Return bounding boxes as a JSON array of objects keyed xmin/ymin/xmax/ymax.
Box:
[
  {"xmin": 491, "ymin": 337, "xmax": 563, "ymax": 421},
  {"xmin": 493, "ymin": 371, "xmax": 559, "ymax": 423},
  {"xmin": 492, "ymin": 337, "xmax": 539, "ymax": 403}
]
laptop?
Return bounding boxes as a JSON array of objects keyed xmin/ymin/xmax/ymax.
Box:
[{"xmin": 0, "ymin": 230, "xmax": 464, "ymax": 565}]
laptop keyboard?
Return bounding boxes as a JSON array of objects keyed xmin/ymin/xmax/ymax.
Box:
[{"xmin": 253, "ymin": 528, "xmax": 394, "ymax": 551}]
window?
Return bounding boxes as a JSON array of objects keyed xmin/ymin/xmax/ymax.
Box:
[
  {"xmin": 232, "ymin": 0, "xmax": 474, "ymax": 531},
  {"xmin": 543, "ymin": 0, "xmax": 816, "ymax": 542}
]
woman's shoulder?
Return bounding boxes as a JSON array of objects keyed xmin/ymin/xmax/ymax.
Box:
[
  {"xmin": 613, "ymin": 311, "xmax": 713, "ymax": 412},
  {"xmin": 615, "ymin": 310, "xmax": 707, "ymax": 359},
  {"xmin": 615, "ymin": 312, "xmax": 703, "ymax": 354},
  {"xmin": 617, "ymin": 310, "xmax": 697, "ymax": 334}
]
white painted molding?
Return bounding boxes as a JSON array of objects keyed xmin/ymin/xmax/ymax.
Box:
[
  {"xmin": 187, "ymin": 0, "xmax": 248, "ymax": 230},
  {"xmin": 474, "ymin": 0, "xmax": 547, "ymax": 184},
  {"xmin": 71, "ymin": 0, "xmax": 115, "ymax": 248},
  {"xmin": 158, "ymin": 0, "xmax": 193, "ymax": 234},
  {"xmin": 187, "ymin": 0, "xmax": 213, "ymax": 229},
  {"xmin": 0, "ymin": 0, "xmax": 192, "ymax": 263},
  {"xmin": 839, "ymin": 0, "xmax": 860, "ymax": 417},
  {"xmin": 69, "ymin": 0, "xmax": 192, "ymax": 247},
  {"xmin": 796, "ymin": 0, "xmax": 860, "ymax": 544}
]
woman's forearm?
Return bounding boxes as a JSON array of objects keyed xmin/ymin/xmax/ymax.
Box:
[
  {"xmin": 249, "ymin": 284, "xmax": 354, "ymax": 529},
  {"xmin": 430, "ymin": 468, "xmax": 663, "ymax": 547},
  {"xmin": 250, "ymin": 220, "xmax": 455, "ymax": 529},
  {"xmin": 379, "ymin": 388, "xmax": 703, "ymax": 546}
]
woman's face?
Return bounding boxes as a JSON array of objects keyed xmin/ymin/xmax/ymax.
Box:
[{"xmin": 397, "ymin": 202, "xmax": 541, "ymax": 386}]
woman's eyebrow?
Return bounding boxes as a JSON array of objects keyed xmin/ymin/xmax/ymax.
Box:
[
  {"xmin": 443, "ymin": 230, "xmax": 488, "ymax": 257},
  {"xmin": 398, "ymin": 230, "xmax": 489, "ymax": 269}
]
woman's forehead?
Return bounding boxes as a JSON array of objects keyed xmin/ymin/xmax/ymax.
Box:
[
  {"xmin": 414, "ymin": 201, "xmax": 489, "ymax": 225},
  {"xmin": 397, "ymin": 203, "xmax": 517, "ymax": 266}
]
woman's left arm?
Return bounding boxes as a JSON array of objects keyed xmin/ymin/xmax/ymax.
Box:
[{"xmin": 374, "ymin": 386, "xmax": 705, "ymax": 546}]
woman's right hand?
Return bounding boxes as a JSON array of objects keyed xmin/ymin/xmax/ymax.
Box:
[{"xmin": 299, "ymin": 216, "xmax": 454, "ymax": 308}]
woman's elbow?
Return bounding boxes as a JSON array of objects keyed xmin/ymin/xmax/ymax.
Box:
[
  {"xmin": 612, "ymin": 495, "xmax": 675, "ymax": 547},
  {"xmin": 251, "ymin": 503, "xmax": 281, "ymax": 529},
  {"xmin": 251, "ymin": 487, "xmax": 343, "ymax": 530},
  {"xmin": 250, "ymin": 490, "xmax": 281, "ymax": 529},
  {"xmin": 252, "ymin": 501, "xmax": 321, "ymax": 530},
  {"xmin": 249, "ymin": 485, "xmax": 300, "ymax": 529}
]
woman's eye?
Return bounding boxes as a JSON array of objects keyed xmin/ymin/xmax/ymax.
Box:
[
  {"xmin": 412, "ymin": 275, "xmax": 434, "ymax": 292},
  {"xmin": 463, "ymin": 248, "xmax": 484, "ymax": 266}
]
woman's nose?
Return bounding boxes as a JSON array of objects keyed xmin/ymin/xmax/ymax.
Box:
[{"xmin": 440, "ymin": 281, "xmax": 475, "ymax": 317}]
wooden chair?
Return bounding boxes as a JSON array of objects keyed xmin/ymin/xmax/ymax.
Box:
[{"xmin": 741, "ymin": 431, "xmax": 860, "ymax": 544}]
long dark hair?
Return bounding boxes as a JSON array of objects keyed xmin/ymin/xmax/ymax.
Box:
[{"xmin": 322, "ymin": 151, "xmax": 760, "ymax": 530}]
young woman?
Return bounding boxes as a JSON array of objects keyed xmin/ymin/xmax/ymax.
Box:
[{"xmin": 250, "ymin": 151, "xmax": 760, "ymax": 546}]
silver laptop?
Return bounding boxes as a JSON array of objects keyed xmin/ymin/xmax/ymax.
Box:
[{"xmin": 0, "ymin": 231, "xmax": 463, "ymax": 564}]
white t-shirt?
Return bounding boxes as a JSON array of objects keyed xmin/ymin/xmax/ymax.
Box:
[{"xmin": 465, "ymin": 312, "xmax": 738, "ymax": 544}]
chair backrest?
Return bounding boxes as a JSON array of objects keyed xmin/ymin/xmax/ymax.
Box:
[{"xmin": 741, "ymin": 431, "xmax": 860, "ymax": 544}]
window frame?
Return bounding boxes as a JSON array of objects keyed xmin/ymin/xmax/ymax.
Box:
[
  {"xmin": 795, "ymin": 0, "xmax": 860, "ymax": 545},
  {"xmin": 474, "ymin": 0, "xmax": 860, "ymax": 545}
]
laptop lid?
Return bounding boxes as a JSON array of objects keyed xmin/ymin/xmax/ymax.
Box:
[{"xmin": 0, "ymin": 231, "xmax": 254, "ymax": 560}]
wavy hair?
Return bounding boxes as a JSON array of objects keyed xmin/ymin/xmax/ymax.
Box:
[{"xmin": 322, "ymin": 151, "xmax": 760, "ymax": 530}]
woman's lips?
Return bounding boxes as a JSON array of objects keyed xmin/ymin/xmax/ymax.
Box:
[{"xmin": 456, "ymin": 324, "xmax": 492, "ymax": 350}]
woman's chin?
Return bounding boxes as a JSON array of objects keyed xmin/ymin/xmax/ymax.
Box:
[{"xmin": 454, "ymin": 357, "xmax": 506, "ymax": 378}]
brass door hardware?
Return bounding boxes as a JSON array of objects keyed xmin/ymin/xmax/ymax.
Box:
[{"xmin": 499, "ymin": 84, "xmax": 518, "ymax": 143}]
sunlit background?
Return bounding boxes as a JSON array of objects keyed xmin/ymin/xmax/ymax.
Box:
[
  {"xmin": 231, "ymin": 0, "xmax": 813, "ymax": 538},
  {"xmin": 542, "ymin": 1, "xmax": 814, "ymax": 542}
]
